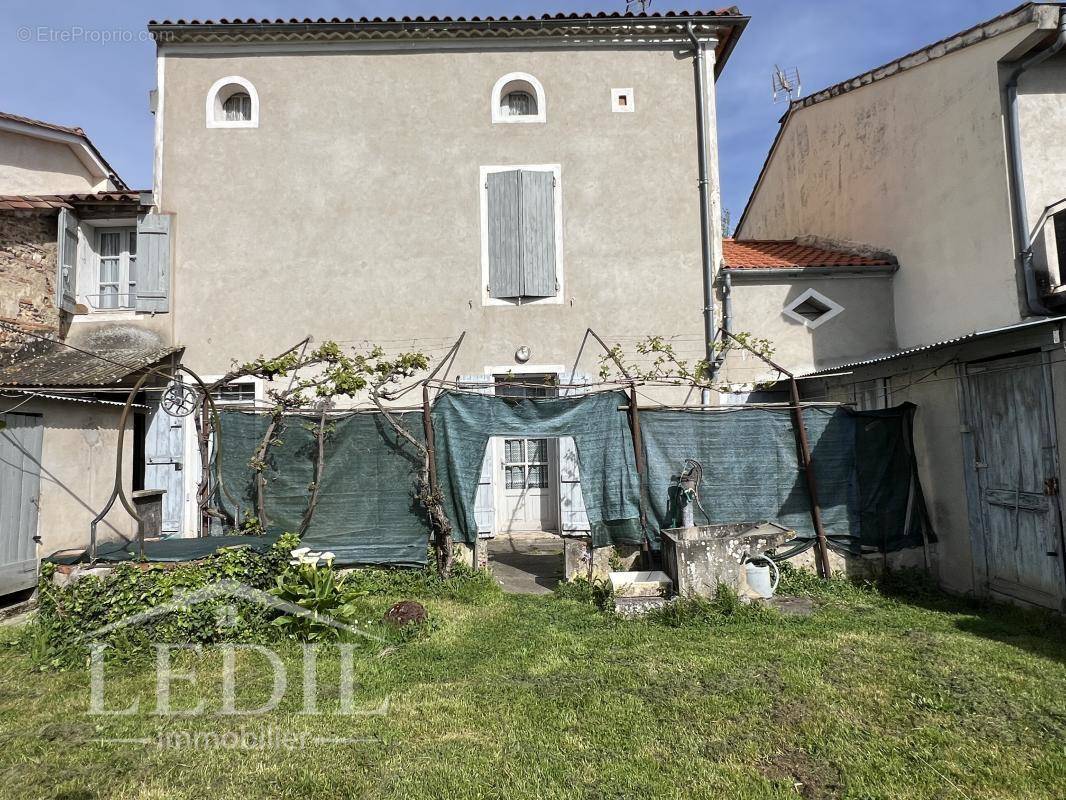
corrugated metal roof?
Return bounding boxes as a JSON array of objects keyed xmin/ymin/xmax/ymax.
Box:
[
  {"xmin": 723, "ymin": 239, "xmax": 895, "ymax": 269},
  {"xmin": 0, "ymin": 192, "xmax": 145, "ymax": 211},
  {"xmin": 795, "ymin": 316, "xmax": 1066, "ymax": 378},
  {"xmin": 0, "ymin": 345, "xmax": 180, "ymax": 387}
]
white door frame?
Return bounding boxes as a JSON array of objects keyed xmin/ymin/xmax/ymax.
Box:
[{"xmin": 484, "ymin": 364, "xmax": 565, "ymax": 534}]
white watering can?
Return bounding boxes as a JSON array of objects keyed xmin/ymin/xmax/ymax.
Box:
[{"xmin": 742, "ymin": 553, "xmax": 780, "ymax": 599}]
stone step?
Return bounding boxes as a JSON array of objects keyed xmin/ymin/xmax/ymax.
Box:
[{"xmin": 608, "ymin": 570, "xmax": 673, "ymax": 598}]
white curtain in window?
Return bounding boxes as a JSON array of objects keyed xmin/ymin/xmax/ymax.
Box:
[
  {"xmin": 504, "ymin": 91, "xmax": 534, "ymax": 117},
  {"xmin": 223, "ymin": 93, "xmax": 251, "ymax": 122}
]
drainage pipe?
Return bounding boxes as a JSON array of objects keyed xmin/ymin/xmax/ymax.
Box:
[
  {"xmin": 1005, "ymin": 7, "xmax": 1066, "ymax": 316},
  {"xmin": 710, "ymin": 268, "xmax": 732, "ymax": 381},
  {"xmin": 686, "ymin": 22, "xmax": 716, "ymax": 403}
]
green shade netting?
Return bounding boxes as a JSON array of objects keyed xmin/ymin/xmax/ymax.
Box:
[
  {"xmin": 431, "ymin": 390, "xmax": 642, "ymax": 547},
  {"xmin": 639, "ymin": 403, "xmax": 933, "ymax": 553},
  {"xmin": 45, "ymin": 533, "xmax": 283, "ymax": 565},
  {"xmin": 215, "ymin": 410, "xmax": 430, "ymax": 567}
]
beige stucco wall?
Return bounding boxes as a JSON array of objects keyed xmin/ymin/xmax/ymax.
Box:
[
  {"xmin": 724, "ymin": 274, "xmax": 896, "ymax": 378},
  {"xmin": 0, "ymin": 130, "xmax": 102, "ymax": 195},
  {"xmin": 738, "ymin": 24, "xmax": 1041, "ymax": 349},
  {"xmin": 157, "ymin": 43, "xmax": 713, "ymax": 381},
  {"xmin": 18, "ymin": 398, "xmax": 136, "ymax": 558},
  {"xmin": 1017, "ymin": 51, "xmax": 1066, "ymax": 282}
]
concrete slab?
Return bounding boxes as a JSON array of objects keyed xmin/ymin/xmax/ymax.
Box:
[
  {"xmin": 608, "ymin": 570, "xmax": 672, "ymax": 598},
  {"xmin": 487, "ymin": 533, "xmax": 564, "ymax": 595}
]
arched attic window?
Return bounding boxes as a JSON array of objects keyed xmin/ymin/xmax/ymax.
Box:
[
  {"xmin": 206, "ymin": 76, "xmax": 259, "ymax": 128},
  {"xmin": 491, "ymin": 73, "xmax": 546, "ymax": 124}
]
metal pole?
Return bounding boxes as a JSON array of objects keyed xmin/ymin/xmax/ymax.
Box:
[
  {"xmin": 627, "ymin": 383, "xmax": 652, "ymax": 567},
  {"xmin": 789, "ymin": 376, "xmax": 832, "ymax": 579},
  {"xmin": 421, "ymin": 383, "xmax": 442, "ymax": 565}
]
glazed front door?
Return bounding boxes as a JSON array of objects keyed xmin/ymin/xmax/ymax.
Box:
[{"xmin": 497, "ymin": 437, "xmax": 558, "ymax": 532}]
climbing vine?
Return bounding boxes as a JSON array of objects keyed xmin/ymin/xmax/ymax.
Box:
[
  {"xmin": 597, "ymin": 332, "xmax": 778, "ymax": 393},
  {"xmin": 202, "ymin": 339, "xmax": 453, "ymax": 574}
]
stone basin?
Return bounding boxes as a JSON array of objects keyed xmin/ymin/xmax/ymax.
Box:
[{"xmin": 660, "ymin": 521, "xmax": 796, "ymax": 598}]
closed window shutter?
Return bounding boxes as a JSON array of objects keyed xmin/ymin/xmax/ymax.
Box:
[
  {"xmin": 558, "ymin": 372, "xmax": 591, "ymax": 533},
  {"xmin": 519, "ymin": 170, "xmax": 557, "ymax": 297},
  {"xmin": 460, "ymin": 374, "xmax": 497, "ymax": 535},
  {"xmin": 55, "ymin": 208, "xmax": 78, "ymax": 313},
  {"xmin": 486, "ymin": 171, "xmax": 521, "ymax": 299},
  {"xmin": 136, "ymin": 213, "xmax": 171, "ymax": 312}
]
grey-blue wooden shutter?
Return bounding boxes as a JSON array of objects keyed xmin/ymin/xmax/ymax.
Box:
[
  {"xmin": 487, "ymin": 171, "xmax": 521, "ymax": 299},
  {"xmin": 558, "ymin": 372, "xmax": 591, "ymax": 533},
  {"xmin": 55, "ymin": 208, "xmax": 78, "ymax": 312},
  {"xmin": 460, "ymin": 374, "xmax": 497, "ymax": 535},
  {"xmin": 145, "ymin": 401, "xmax": 184, "ymax": 535},
  {"xmin": 136, "ymin": 213, "xmax": 171, "ymax": 312},
  {"xmin": 0, "ymin": 412, "xmax": 43, "ymax": 595},
  {"xmin": 519, "ymin": 170, "xmax": 557, "ymax": 297}
]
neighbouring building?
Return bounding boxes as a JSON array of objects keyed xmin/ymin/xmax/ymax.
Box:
[
  {"xmin": 0, "ymin": 115, "xmax": 176, "ymax": 594},
  {"xmin": 731, "ymin": 2, "xmax": 1066, "ymax": 610}
]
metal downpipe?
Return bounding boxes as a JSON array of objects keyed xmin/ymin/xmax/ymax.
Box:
[
  {"xmin": 711, "ymin": 268, "xmax": 732, "ymax": 380},
  {"xmin": 1005, "ymin": 7, "xmax": 1066, "ymax": 316},
  {"xmin": 686, "ymin": 21, "xmax": 716, "ymax": 403}
]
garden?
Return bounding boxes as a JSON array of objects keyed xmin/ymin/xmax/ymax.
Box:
[{"xmin": 0, "ymin": 539, "xmax": 1063, "ymax": 800}]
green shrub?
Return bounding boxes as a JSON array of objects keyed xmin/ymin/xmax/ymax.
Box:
[
  {"xmin": 270, "ymin": 548, "xmax": 368, "ymax": 641},
  {"xmin": 30, "ymin": 533, "xmax": 300, "ymax": 668}
]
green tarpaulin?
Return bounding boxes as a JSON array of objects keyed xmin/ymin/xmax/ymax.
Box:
[
  {"xmin": 206, "ymin": 397, "xmax": 929, "ymax": 567},
  {"xmin": 215, "ymin": 410, "xmax": 430, "ymax": 567},
  {"xmin": 639, "ymin": 404, "xmax": 932, "ymax": 553},
  {"xmin": 431, "ymin": 390, "xmax": 643, "ymax": 547},
  {"xmin": 46, "ymin": 533, "xmax": 283, "ymax": 565}
]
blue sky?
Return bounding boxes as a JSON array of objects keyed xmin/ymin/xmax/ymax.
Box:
[{"xmin": 1, "ymin": 0, "xmax": 1014, "ymax": 219}]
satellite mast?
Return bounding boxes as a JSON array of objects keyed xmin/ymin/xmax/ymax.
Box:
[
  {"xmin": 771, "ymin": 64, "xmax": 802, "ymax": 103},
  {"xmin": 626, "ymin": 0, "xmax": 652, "ymax": 12}
]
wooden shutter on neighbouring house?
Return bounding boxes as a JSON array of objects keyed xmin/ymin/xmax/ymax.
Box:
[
  {"xmin": 55, "ymin": 208, "xmax": 78, "ymax": 313},
  {"xmin": 136, "ymin": 213, "xmax": 171, "ymax": 312},
  {"xmin": 486, "ymin": 171, "xmax": 522, "ymax": 299},
  {"xmin": 519, "ymin": 170, "xmax": 557, "ymax": 297}
]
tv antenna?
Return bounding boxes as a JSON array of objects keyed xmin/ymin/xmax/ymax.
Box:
[
  {"xmin": 626, "ymin": 0, "xmax": 652, "ymax": 12},
  {"xmin": 771, "ymin": 65, "xmax": 802, "ymax": 103}
]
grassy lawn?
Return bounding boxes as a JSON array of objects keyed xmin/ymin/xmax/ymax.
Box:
[{"xmin": 0, "ymin": 572, "xmax": 1063, "ymax": 800}]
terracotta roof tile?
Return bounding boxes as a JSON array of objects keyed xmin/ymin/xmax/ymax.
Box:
[
  {"xmin": 723, "ymin": 239, "xmax": 895, "ymax": 269},
  {"xmin": 149, "ymin": 9, "xmax": 743, "ymax": 26},
  {"xmin": 0, "ymin": 192, "xmax": 147, "ymax": 211}
]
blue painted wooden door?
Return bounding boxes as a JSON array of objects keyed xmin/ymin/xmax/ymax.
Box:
[
  {"xmin": 967, "ymin": 353, "xmax": 1065, "ymax": 609},
  {"xmin": 0, "ymin": 413, "xmax": 43, "ymax": 594}
]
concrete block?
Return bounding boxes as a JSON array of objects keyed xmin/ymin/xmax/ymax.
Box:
[{"xmin": 609, "ymin": 569, "xmax": 672, "ymax": 598}]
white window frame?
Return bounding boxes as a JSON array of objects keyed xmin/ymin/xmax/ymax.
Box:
[
  {"xmin": 72, "ymin": 219, "xmax": 139, "ymax": 319},
  {"xmin": 479, "ymin": 164, "xmax": 564, "ymax": 308},
  {"xmin": 782, "ymin": 287, "xmax": 844, "ymax": 329},
  {"xmin": 201, "ymin": 375, "xmax": 266, "ymax": 406},
  {"xmin": 491, "ymin": 72, "xmax": 546, "ymax": 124},
  {"xmin": 611, "ymin": 87, "xmax": 635, "ymax": 113},
  {"xmin": 206, "ymin": 76, "xmax": 259, "ymax": 129}
]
